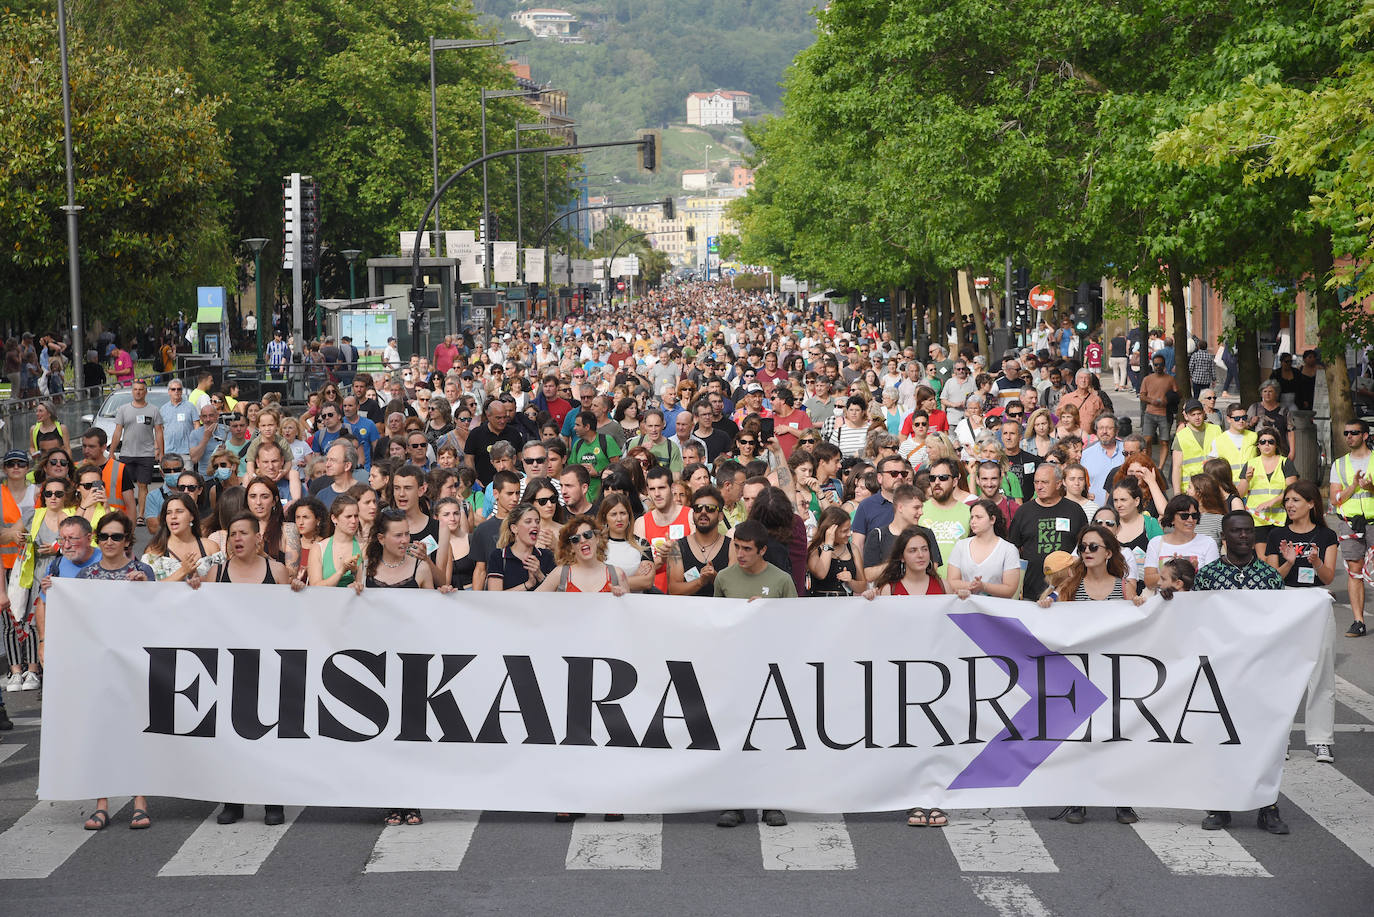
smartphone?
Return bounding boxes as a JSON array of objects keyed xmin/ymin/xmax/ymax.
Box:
[{"xmin": 759, "ymin": 417, "xmax": 775, "ymax": 441}]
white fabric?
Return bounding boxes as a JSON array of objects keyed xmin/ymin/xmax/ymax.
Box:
[
  {"xmin": 38, "ymin": 581, "xmax": 1329, "ymax": 813},
  {"xmin": 1142, "ymin": 534, "xmax": 1220, "ymax": 573}
]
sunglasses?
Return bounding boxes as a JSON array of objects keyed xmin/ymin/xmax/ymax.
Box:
[
  {"xmin": 78, "ymin": 481, "xmax": 101, "ymax": 490},
  {"xmin": 1258, "ymin": 439, "xmax": 1277, "ymax": 446},
  {"xmin": 929, "ymin": 473, "xmax": 953, "ymax": 482},
  {"xmin": 911, "ymin": 421, "xmax": 929, "ymax": 428},
  {"xmin": 42, "ymin": 489, "xmax": 66, "ymax": 499},
  {"xmin": 174, "ymin": 484, "xmax": 201, "ymax": 492},
  {"xmin": 885, "ymin": 468, "xmax": 912, "ymax": 477},
  {"xmin": 214, "ymin": 463, "xmax": 234, "ymax": 470},
  {"xmin": 568, "ymin": 530, "xmax": 597, "ymax": 544},
  {"xmin": 1096, "ymin": 520, "xmax": 1118, "ymax": 528},
  {"xmin": 738, "ymin": 438, "xmax": 756, "ymax": 445},
  {"xmin": 1203, "ymin": 396, "xmax": 1216, "ymax": 400},
  {"xmin": 1345, "ymin": 430, "xmax": 1365, "ymax": 437},
  {"xmin": 799, "ymin": 438, "xmax": 817, "ymax": 445},
  {"xmin": 1080, "ymin": 542, "xmax": 1105, "ymax": 554},
  {"xmin": 96, "ymin": 531, "xmax": 128, "ymax": 543},
  {"xmin": 4, "ymin": 460, "xmax": 28, "ymax": 469},
  {"xmin": 532, "ymin": 495, "xmax": 558, "ymax": 506},
  {"xmin": 409, "ymin": 442, "xmax": 428, "ymax": 448},
  {"xmin": 1175, "ymin": 511, "xmax": 1200, "ymax": 521},
  {"xmin": 523, "ymin": 456, "xmax": 547, "ymax": 465},
  {"xmin": 1230, "ymin": 415, "xmax": 1247, "ymax": 422},
  {"xmin": 47, "ymin": 458, "xmax": 70, "ymax": 466},
  {"xmin": 319, "ymin": 412, "xmax": 337, "ymax": 419},
  {"xmin": 692, "ymin": 504, "xmax": 721, "ymax": 514}
]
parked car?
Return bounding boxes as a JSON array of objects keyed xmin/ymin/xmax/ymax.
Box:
[{"xmin": 81, "ymin": 386, "xmax": 171, "ymax": 443}]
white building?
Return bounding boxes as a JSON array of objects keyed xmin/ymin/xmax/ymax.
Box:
[
  {"xmin": 512, "ymin": 8, "xmax": 577, "ymax": 38},
  {"xmin": 686, "ymin": 90, "xmax": 752, "ymax": 126},
  {"xmin": 681, "ymin": 169, "xmax": 711, "ymax": 191}
]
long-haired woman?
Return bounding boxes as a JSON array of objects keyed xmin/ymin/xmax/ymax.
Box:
[
  {"xmin": 306, "ymin": 495, "xmax": 362, "ymax": 589},
  {"xmin": 484, "ymin": 502, "xmax": 555, "ymax": 591},
  {"xmin": 244, "ymin": 475, "xmax": 299, "ymax": 570},
  {"xmin": 141, "ymin": 493, "xmax": 223, "ymax": 581},
  {"xmin": 806, "ymin": 506, "xmax": 865, "ymax": 596},
  {"xmin": 1237, "ymin": 424, "xmax": 1298, "ymax": 541},
  {"xmin": 862, "ymin": 527, "xmax": 945, "ymax": 597},
  {"xmin": 537, "ymin": 515, "xmax": 629, "ymax": 595}
]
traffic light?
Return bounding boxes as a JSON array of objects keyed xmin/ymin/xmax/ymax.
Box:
[
  {"xmin": 300, "ymin": 179, "xmax": 321, "ymax": 272},
  {"xmin": 661, "ymin": 197, "xmax": 674, "ymax": 220},
  {"xmin": 685, "ymin": 226, "xmax": 696, "ymax": 242},
  {"xmin": 637, "ymin": 129, "xmax": 661, "ymax": 174},
  {"xmin": 281, "ymin": 176, "xmax": 298, "ymax": 270},
  {"xmin": 1014, "ymin": 266, "xmax": 1030, "ymax": 311},
  {"xmin": 484, "ymin": 211, "xmax": 499, "ymax": 242}
]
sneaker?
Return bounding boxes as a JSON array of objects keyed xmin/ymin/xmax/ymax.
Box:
[
  {"xmin": 1115, "ymin": 807, "xmax": 1139, "ymax": 825},
  {"xmin": 1201, "ymin": 811, "xmax": 1231, "ymax": 830},
  {"xmin": 216, "ymin": 803, "xmax": 245, "ymax": 825},
  {"xmin": 762, "ymin": 809, "xmax": 788, "ymax": 827},
  {"xmin": 1346, "ymin": 620, "xmax": 1367, "ymax": 638},
  {"xmin": 716, "ymin": 809, "xmax": 745, "ymax": 828},
  {"xmin": 1256, "ymin": 804, "xmax": 1290, "ymax": 835},
  {"xmin": 19, "ymin": 672, "xmax": 39, "ymax": 691},
  {"xmin": 2, "ymin": 673, "xmax": 20, "ymax": 693},
  {"xmin": 1313, "ymin": 744, "xmax": 1334, "ymax": 763},
  {"xmin": 1064, "ymin": 806, "xmax": 1087, "ymax": 825}
]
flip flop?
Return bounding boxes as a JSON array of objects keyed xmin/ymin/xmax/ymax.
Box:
[
  {"xmin": 129, "ymin": 808, "xmax": 151, "ymax": 830},
  {"xmin": 84, "ymin": 809, "xmax": 109, "ymax": 831},
  {"xmin": 928, "ymin": 808, "xmax": 948, "ymax": 828},
  {"xmin": 906, "ymin": 807, "xmax": 929, "ymax": 827}
]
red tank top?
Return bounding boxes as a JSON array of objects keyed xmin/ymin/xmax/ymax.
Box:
[
  {"xmin": 891, "ymin": 576, "xmax": 945, "ymax": 596},
  {"xmin": 566, "ymin": 568, "xmax": 615, "ymax": 593},
  {"xmin": 642, "ymin": 505, "xmax": 691, "ymax": 592}
]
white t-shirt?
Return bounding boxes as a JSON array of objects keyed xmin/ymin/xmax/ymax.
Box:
[
  {"xmin": 947, "ymin": 537, "xmax": 1021, "ymax": 585},
  {"xmin": 1142, "ymin": 533, "xmax": 1219, "ymax": 573}
]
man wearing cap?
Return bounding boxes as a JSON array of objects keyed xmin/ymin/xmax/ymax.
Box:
[
  {"xmin": 731, "ymin": 383, "xmax": 772, "ymax": 426},
  {"xmin": 1170, "ymin": 399, "xmax": 1221, "ymax": 495},
  {"xmin": 382, "ymin": 335, "xmax": 401, "ymax": 372}
]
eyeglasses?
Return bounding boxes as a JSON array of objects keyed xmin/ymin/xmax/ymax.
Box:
[
  {"xmin": 929, "ymin": 473, "xmax": 953, "ymax": 482},
  {"xmin": 1203, "ymin": 396, "xmax": 1216, "ymax": 400},
  {"xmin": 1175, "ymin": 511, "xmax": 1200, "ymax": 521},
  {"xmin": 78, "ymin": 481, "xmax": 101, "ymax": 490},
  {"xmin": 42, "ymin": 489, "xmax": 65, "ymax": 499},
  {"xmin": 4, "ymin": 460, "xmax": 28, "ymax": 469},
  {"xmin": 737, "ymin": 438, "xmax": 756, "ymax": 445},
  {"xmin": 568, "ymin": 530, "xmax": 598, "ymax": 544},
  {"xmin": 523, "ymin": 456, "xmax": 547, "ymax": 465},
  {"xmin": 457, "ymin": 415, "xmax": 472, "ymax": 423},
  {"xmin": 408, "ymin": 441, "xmax": 428, "ymax": 449},
  {"xmin": 799, "ymin": 437, "xmax": 817, "ymax": 445},
  {"xmin": 532, "ymin": 495, "xmax": 558, "ymax": 506},
  {"xmin": 1096, "ymin": 520, "xmax": 1118, "ymax": 528},
  {"xmin": 692, "ymin": 504, "xmax": 721, "ymax": 514},
  {"xmin": 1080, "ymin": 542, "xmax": 1104, "ymax": 554},
  {"xmin": 319, "ymin": 412, "xmax": 337, "ymax": 420},
  {"xmin": 911, "ymin": 421, "xmax": 928, "ymax": 428},
  {"xmin": 96, "ymin": 531, "xmax": 128, "ymax": 543},
  {"xmin": 174, "ymin": 484, "xmax": 200, "ymax": 492},
  {"xmin": 168, "ymin": 386, "xmax": 183, "ymax": 391}
]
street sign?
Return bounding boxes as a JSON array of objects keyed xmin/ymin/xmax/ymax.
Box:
[
  {"xmin": 974, "ymin": 276, "xmax": 991, "ymax": 290},
  {"xmin": 1029, "ymin": 285, "xmax": 1056, "ymax": 311},
  {"xmin": 707, "ymin": 235, "xmax": 719, "ymax": 254},
  {"xmin": 616, "ymin": 281, "xmax": 626, "ymax": 291}
]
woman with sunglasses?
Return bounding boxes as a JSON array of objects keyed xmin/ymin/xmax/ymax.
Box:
[
  {"xmin": 11, "ymin": 478, "xmax": 75, "ymax": 677},
  {"xmin": 484, "ymin": 502, "xmax": 556, "ymax": 591},
  {"xmin": 32, "ymin": 446, "xmax": 74, "ymax": 492},
  {"xmin": 537, "ymin": 515, "xmax": 629, "ymax": 595},
  {"xmin": 70, "ymin": 463, "xmax": 109, "ymax": 528},
  {"xmin": 141, "ymin": 493, "xmax": 223, "ymax": 582},
  {"xmin": 76, "ymin": 512, "xmax": 156, "ymax": 831},
  {"xmin": 1142, "ymin": 494, "xmax": 1219, "ymax": 592},
  {"xmin": 1237, "ymin": 425, "xmax": 1298, "ymax": 541},
  {"xmin": 807, "ymin": 506, "xmax": 865, "ymax": 596},
  {"xmin": 526, "ymin": 477, "xmax": 566, "ymax": 551},
  {"xmin": 1090, "ymin": 506, "xmax": 1140, "ymax": 584}
]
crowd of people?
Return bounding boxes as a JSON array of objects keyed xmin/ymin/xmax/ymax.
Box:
[{"xmin": 0, "ymin": 281, "xmax": 1361, "ymax": 837}]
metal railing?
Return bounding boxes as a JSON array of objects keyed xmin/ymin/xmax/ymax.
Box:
[{"xmin": 0, "ymin": 385, "xmax": 112, "ymax": 454}]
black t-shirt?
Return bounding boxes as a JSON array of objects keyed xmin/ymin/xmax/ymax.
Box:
[
  {"xmin": 1001, "ymin": 449, "xmax": 1043, "ymax": 497},
  {"xmin": 486, "ymin": 546, "xmax": 555, "ymax": 590},
  {"xmin": 471, "ymin": 515, "xmax": 504, "ymax": 574},
  {"xmin": 1264, "ymin": 524, "xmax": 1338, "ymax": 587},
  {"xmin": 1007, "ymin": 498, "xmax": 1088, "ymax": 599},
  {"xmin": 1110, "ymin": 335, "xmax": 1128, "ymax": 358},
  {"xmin": 465, "ymin": 423, "xmax": 527, "ymax": 485},
  {"xmin": 692, "ymin": 427, "xmax": 734, "ymax": 462}
]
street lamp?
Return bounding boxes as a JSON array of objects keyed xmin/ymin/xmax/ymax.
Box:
[
  {"xmin": 56, "ymin": 0, "xmax": 84, "ymax": 389},
  {"xmin": 342, "ymin": 249, "xmax": 362, "ymax": 300},
  {"xmin": 429, "ymin": 37, "xmax": 527, "ymax": 245},
  {"xmin": 704, "ymin": 144, "xmax": 712, "ymax": 191},
  {"xmin": 480, "ymin": 87, "xmax": 536, "ymax": 284},
  {"xmin": 515, "ymin": 113, "xmax": 571, "ymax": 250},
  {"xmin": 243, "ymin": 238, "xmax": 269, "ymax": 366}
]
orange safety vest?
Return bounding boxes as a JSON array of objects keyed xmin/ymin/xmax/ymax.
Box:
[
  {"xmin": 1, "ymin": 485, "xmax": 24, "ymax": 570},
  {"xmin": 100, "ymin": 457, "xmax": 130, "ymax": 514}
]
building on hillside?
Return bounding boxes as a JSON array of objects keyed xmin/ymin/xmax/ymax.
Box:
[
  {"xmin": 731, "ymin": 166, "xmax": 755, "ymax": 189},
  {"xmin": 506, "ymin": 60, "xmax": 576, "ymax": 143},
  {"xmin": 512, "ymin": 8, "xmax": 577, "ymax": 38},
  {"xmin": 622, "ymin": 204, "xmax": 690, "ymax": 266},
  {"xmin": 686, "ymin": 90, "xmax": 752, "ymax": 126},
  {"xmin": 681, "ymin": 169, "xmax": 711, "ymax": 191}
]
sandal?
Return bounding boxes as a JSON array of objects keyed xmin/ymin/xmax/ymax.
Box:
[
  {"xmin": 383, "ymin": 809, "xmax": 403, "ymax": 827},
  {"xmin": 129, "ymin": 808, "xmax": 151, "ymax": 830},
  {"xmin": 906, "ymin": 807, "xmax": 929, "ymax": 827},
  {"xmin": 927, "ymin": 808, "xmax": 948, "ymax": 828},
  {"xmin": 554, "ymin": 813, "xmax": 585, "ymax": 823},
  {"xmin": 83, "ymin": 809, "xmax": 109, "ymax": 831},
  {"xmin": 404, "ymin": 809, "xmax": 423, "ymax": 826}
]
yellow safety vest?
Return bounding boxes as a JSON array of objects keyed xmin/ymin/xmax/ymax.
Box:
[
  {"xmin": 1176, "ymin": 423, "xmax": 1221, "ymax": 479},
  {"xmin": 17, "ymin": 505, "xmax": 77, "ymax": 589},
  {"xmin": 1332, "ymin": 453, "xmax": 1374, "ymax": 520},
  {"xmin": 1244, "ymin": 457, "xmax": 1289, "ymax": 526},
  {"xmin": 1211, "ymin": 429, "xmax": 1258, "ymax": 479}
]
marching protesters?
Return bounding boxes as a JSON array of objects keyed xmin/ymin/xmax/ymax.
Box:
[
  {"xmin": 1329, "ymin": 418, "xmax": 1372, "ymax": 637},
  {"xmin": 666, "ymin": 486, "xmax": 731, "ymax": 596},
  {"xmin": 1141, "ymin": 494, "xmax": 1219, "ymax": 592}
]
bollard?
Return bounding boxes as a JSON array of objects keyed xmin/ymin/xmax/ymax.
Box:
[{"xmin": 1290, "ymin": 409, "xmax": 1318, "ymax": 482}]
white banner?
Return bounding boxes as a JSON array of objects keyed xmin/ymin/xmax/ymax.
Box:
[
  {"xmin": 522, "ymin": 248, "xmax": 545, "ymax": 283},
  {"xmin": 491, "ymin": 242, "xmax": 519, "ymax": 283},
  {"xmin": 459, "ymin": 246, "xmax": 484, "ymax": 285},
  {"xmin": 551, "ymin": 253, "xmax": 569, "ymax": 278},
  {"xmin": 443, "ymin": 230, "xmax": 474, "ymax": 260},
  {"xmin": 572, "ymin": 259, "xmax": 593, "ymax": 284},
  {"xmin": 38, "ymin": 583, "xmax": 1327, "ymax": 813}
]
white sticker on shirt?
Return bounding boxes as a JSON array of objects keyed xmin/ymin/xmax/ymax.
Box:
[
  {"xmin": 1024, "ymin": 462, "xmax": 1036, "ymax": 474},
  {"xmin": 668, "ymin": 524, "xmax": 686, "ymax": 540},
  {"xmin": 760, "ymin": 586, "xmax": 771, "ymax": 596},
  {"xmin": 1055, "ymin": 517, "xmax": 1070, "ymax": 532},
  {"xmin": 684, "ymin": 567, "xmax": 700, "ymax": 582},
  {"xmin": 176, "ymin": 413, "xmax": 186, "ymax": 423},
  {"xmin": 1297, "ymin": 566, "xmax": 1316, "ymax": 585}
]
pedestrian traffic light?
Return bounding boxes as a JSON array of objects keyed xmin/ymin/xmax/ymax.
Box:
[
  {"xmin": 485, "ymin": 212, "xmax": 499, "ymax": 242},
  {"xmin": 662, "ymin": 197, "xmax": 674, "ymax": 220},
  {"xmin": 637, "ymin": 129, "xmax": 661, "ymax": 174},
  {"xmin": 300, "ymin": 179, "xmax": 321, "ymax": 272}
]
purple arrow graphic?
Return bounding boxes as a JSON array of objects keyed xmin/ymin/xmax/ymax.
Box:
[{"xmin": 947, "ymin": 613, "xmax": 1106, "ymax": 789}]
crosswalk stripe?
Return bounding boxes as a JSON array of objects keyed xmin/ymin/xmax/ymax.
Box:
[
  {"xmin": 157, "ymin": 806, "xmax": 302, "ymax": 876},
  {"xmin": 964, "ymin": 876, "xmax": 1058, "ymax": 917},
  {"xmin": 1336, "ymin": 676, "xmax": 1374, "ymax": 724},
  {"xmin": 1129, "ymin": 808, "xmax": 1271, "ymax": 877},
  {"xmin": 0, "ymin": 743, "xmax": 25, "ymax": 765},
  {"xmin": 9, "ymin": 717, "xmax": 39, "ymax": 727},
  {"xmin": 0, "ymin": 797, "xmax": 129, "ymax": 879},
  {"xmin": 364, "ymin": 810, "xmax": 480, "ymax": 873},
  {"xmin": 1280, "ymin": 758, "xmax": 1374, "ymax": 868},
  {"xmin": 566, "ymin": 815, "xmax": 662, "ymax": 869},
  {"xmin": 758, "ymin": 813, "xmax": 856, "ymax": 870},
  {"xmin": 943, "ymin": 808, "xmax": 1058, "ymax": 873}
]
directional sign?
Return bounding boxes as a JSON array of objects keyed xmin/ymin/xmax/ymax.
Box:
[
  {"xmin": 974, "ymin": 276, "xmax": 991, "ymax": 290},
  {"xmin": 1029, "ymin": 285, "xmax": 1056, "ymax": 312},
  {"xmin": 707, "ymin": 235, "xmax": 719, "ymax": 254}
]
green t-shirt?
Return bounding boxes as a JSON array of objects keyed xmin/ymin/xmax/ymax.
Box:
[
  {"xmin": 568, "ymin": 433, "xmax": 621, "ymax": 502},
  {"xmin": 921, "ymin": 500, "xmax": 971, "ymax": 578},
  {"xmin": 712, "ymin": 562, "xmax": 798, "ymax": 599}
]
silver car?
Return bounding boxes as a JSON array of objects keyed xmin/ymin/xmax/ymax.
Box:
[{"xmin": 81, "ymin": 386, "xmax": 172, "ymax": 442}]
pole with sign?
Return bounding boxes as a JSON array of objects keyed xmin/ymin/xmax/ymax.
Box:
[{"xmin": 1029, "ymin": 285, "xmax": 1056, "ymax": 312}]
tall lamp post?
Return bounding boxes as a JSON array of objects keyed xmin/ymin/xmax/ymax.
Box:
[
  {"xmin": 342, "ymin": 249, "xmax": 362, "ymax": 300},
  {"xmin": 429, "ymin": 37, "xmax": 527, "ymax": 246},
  {"xmin": 514, "ymin": 109, "xmax": 569, "ymax": 250},
  {"xmin": 56, "ymin": 0, "xmax": 84, "ymax": 389},
  {"xmin": 479, "ymin": 87, "xmax": 535, "ymax": 285},
  {"xmin": 243, "ymin": 238, "xmax": 269, "ymax": 367}
]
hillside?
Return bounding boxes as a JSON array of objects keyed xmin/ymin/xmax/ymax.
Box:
[{"xmin": 477, "ymin": 0, "xmax": 817, "ymax": 197}]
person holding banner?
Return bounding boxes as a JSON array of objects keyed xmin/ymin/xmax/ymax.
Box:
[
  {"xmin": 1194, "ymin": 510, "xmax": 1291, "ymax": 834},
  {"xmin": 306, "ymin": 494, "xmax": 363, "ymax": 591},
  {"xmin": 483, "ymin": 503, "xmax": 555, "ymax": 592},
  {"xmin": 862, "ymin": 527, "xmax": 945, "ymax": 598},
  {"xmin": 536, "ymin": 515, "xmax": 628, "ymax": 595}
]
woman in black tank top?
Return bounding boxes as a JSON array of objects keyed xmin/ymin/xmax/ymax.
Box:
[{"xmin": 807, "ymin": 508, "xmax": 866, "ymax": 596}]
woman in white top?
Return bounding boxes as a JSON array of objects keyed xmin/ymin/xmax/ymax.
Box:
[
  {"xmin": 829, "ymin": 396, "xmax": 873, "ymax": 458},
  {"xmin": 1063, "ymin": 462, "xmax": 1099, "ymax": 521},
  {"xmin": 946, "ymin": 499, "xmax": 1022, "ymax": 599},
  {"xmin": 1142, "ymin": 494, "xmax": 1219, "ymax": 591}
]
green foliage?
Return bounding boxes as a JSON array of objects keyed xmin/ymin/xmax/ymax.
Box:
[{"xmin": 0, "ymin": 12, "xmax": 231, "ymax": 329}]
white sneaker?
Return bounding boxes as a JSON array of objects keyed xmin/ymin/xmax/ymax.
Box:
[
  {"xmin": 19, "ymin": 672, "xmax": 40, "ymax": 691},
  {"xmin": 1313, "ymin": 743, "xmax": 1334, "ymax": 763},
  {"xmin": 2, "ymin": 673, "xmax": 21, "ymax": 692}
]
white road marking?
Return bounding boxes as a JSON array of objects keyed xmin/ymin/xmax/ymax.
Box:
[
  {"xmin": 964, "ymin": 876, "xmax": 1058, "ymax": 917},
  {"xmin": 158, "ymin": 806, "xmax": 302, "ymax": 876},
  {"xmin": 1281, "ymin": 757, "xmax": 1374, "ymax": 868},
  {"xmin": 1129, "ymin": 808, "xmax": 1270, "ymax": 877},
  {"xmin": 758, "ymin": 813, "xmax": 857, "ymax": 870},
  {"xmin": 943, "ymin": 808, "xmax": 1058, "ymax": 873},
  {"xmin": 0, "ymin": 797, "xmax": 129, "ymax": 879},
  {"xmin": 565, "ymin": 815, "xmax": 662, "ymax": 870},
  {"xmin": 364, "ymin": 810, "xmax": 480, "ymax": 873},
  {"xmin": 1291, "ymin": 724, "xmax": 1371, "ymax": 733},
  {"xmin": 9, "ymin": 717, "xmax": 39, "ymax": 727},
  {"xmin": 0, "ymin": 743, "xmax": 25, "ymax": 765},
  {"xmin": 1336, "ymin": 676, "xmax": 1374, "ymax": 724}
]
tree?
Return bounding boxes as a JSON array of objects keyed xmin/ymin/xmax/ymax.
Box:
[{"xmin": 0, "ymin": 12, "xmax": 230, "ymax": 330}]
